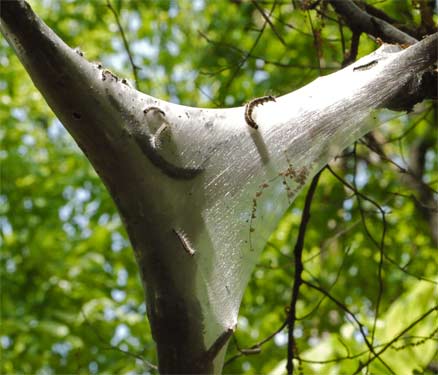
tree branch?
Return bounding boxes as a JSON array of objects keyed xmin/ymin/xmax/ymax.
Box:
[
  {"xmin": 329, "ymin": 0, "xmax": 418, "ymax": 45},
  {"xmin": 287, "ymin": 169, "xmax": 322, "ymax": 374},
  {"xmin": 361, "ymin": 1, "xmax": 418, "ymax": 38},
  {"xmin": 106, "ymin": 0, "xmax": 140, "ymax": 89}
]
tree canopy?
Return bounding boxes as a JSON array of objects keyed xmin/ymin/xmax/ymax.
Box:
[{"xmin": 1, "ymin": 1, "xmax": 437, "ymax": 374}]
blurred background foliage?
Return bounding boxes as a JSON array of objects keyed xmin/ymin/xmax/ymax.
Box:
[{"xmin": 1, "ymin": 0, "xmax": 437, "ymax": 374}]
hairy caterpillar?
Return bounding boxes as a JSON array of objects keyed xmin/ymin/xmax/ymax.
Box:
[
  {"xmin": 150, "ymin": 123, "xmax": 169, "ymax": 149},
  {"xmin": 108, "ymin": 96, "xmax": 203, "ymax": 179},
  {"xmin": 244, "ymin": 95, "xmax": 276, "ymax": 129},
  {"xmin": 143, "ymin": 106, "xmax": 168, "ymax": 149},
  {"xmin": 173, "ymin": 228, "xmax": 196, "ymax": 256},
  {"xmin": 74, "ymin": 47, "xmax": 84, "ymax": 57},
  {"xmin": 101, "ymin": 69, "xmax": 119, "ymax": 82},
  {"xmin": 121, "ymin": 78, "xmax": 131, "ymax": 86},
  {"xmin": 143, "ymin": 106, "xmax": 166, "ymax": 117},
  {"xmin": 353, "ymin": 60, "xmax": 378, "ymax": 71}
]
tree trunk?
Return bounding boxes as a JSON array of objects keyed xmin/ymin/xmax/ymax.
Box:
[{"xmin": 1, "ymin": 1, "xmax": 436, "ymax": 372}]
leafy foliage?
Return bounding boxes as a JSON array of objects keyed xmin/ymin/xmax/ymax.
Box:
[{"xmin": 1, "ymin": 0, "xmax": 437, "ymax": 374}]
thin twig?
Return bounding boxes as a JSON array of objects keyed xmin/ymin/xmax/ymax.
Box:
[
  {"xmin": 352, "ymin": 305, "xmax": 438, "ymax": 374},
  {"xmin": 298, "ymin": 245, "xmax": 352, "ymax": 321},
  {"xmin": 198, "ymin": 30, "xmax": 337, "ymax": 73},
  {"xmin": 351, "ymin": 143, "xmax": 386, "ymax": 373},
  {"xmin": 302, "ymin": 281, "xmax": 396, "ymax": 374},
  {"xmin": 327, "ymin": 163, "xmax": 387, "ymax": 249},
  {"xmin": 306, "ymin": 10, "xmax": 322, "ymax": 75},
  {"xmin": 224, "ymin": 320, "xmax": 288, "ymax": 366},
  {"xmin": 287, "ymin": 169, "xmax": 322, "ymax": 374},
  {"xmin": 297, "ymin": 322, "xmax": 437, "ymax": 365},
  {"xmin": 342, "ymin": 29, "xmax": 361, "ymax": 67},
  {"xmin": 80, "ymin": 309, "xmax": 157, "ymax": 371},
  {"xmin": 220, "ymin": 1, "xmax": 278, "ymax": 102},
  {"xmin": 327, "ymin": 164, "xmax": 438, "ymax": 283},
  {"xmin": 106, "ymin": 0, "xmax": 140, "ymax": 89},
  {"xmin": 383, "ymin": 107, "xmax": 432, "ymax": 144},
  {"xmin": 251, "ymin": 0, "xmax": 287, "ymax": 46}
]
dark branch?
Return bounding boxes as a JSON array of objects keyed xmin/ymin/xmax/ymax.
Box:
[
  {"xmin": 328, "ymin": 0, "xmax": 418, "ymax": 45},
  {"xmin": 286, "ymin": 169, "xmax": 322, "ymax": 375},
  {"xmin": 342, "ymin": 30, "xmax": 361, "ymax": 67},
  {"xmin": 361, "ymin": 1, "xmax": 418, "ymax": 38}
]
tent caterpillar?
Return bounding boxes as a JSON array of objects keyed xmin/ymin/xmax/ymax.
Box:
[
  {"xmin": 150, "ymin": 123, "xmax": 169, "ymax": 149},
  {"xmin": 244, "ymin": 95, "xmax": 276, "ymax": 129},
  {"xmin": 143, "ymin": 106, "xmax": 166, "ymax": 117},
  {"xmin": 353, "ymin": 60, "xmax": 378, "ymax": 71},
  {"xmin": 108, "ymin": 96, "xmax": 203, "ymax": 180},
  {"xmin": 74, "ymin": 47, "xmax": 84, "ymax": 57},
  {"xmin": 121, "ymin": 78, "xmax": 131, "ymax": 86},
  {"xmin": 143, "ymin": 107, "xmax": 168, "ymax": 149},
  {"xmin": 101, "ymin": 69, "xmax": 119, "ymax": 82},
  {"xmin": 173, "ymin": 228, "xmax": 196, "ymax": 256}
]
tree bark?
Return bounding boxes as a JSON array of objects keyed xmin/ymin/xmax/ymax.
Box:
[{"xmin": 1, "ymin": 1, "xmax": 436, "ymax": 372}]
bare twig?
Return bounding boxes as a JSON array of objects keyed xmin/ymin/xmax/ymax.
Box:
[
  {"xmin": 224, "ymin": 321, "xmax": 288, "ymax": 366},
  {"xmin": 80, "ymin": 309, "xmax": 158, "ymax": 371},
  {"xmin": 286, "ymin": 169, "xmax": 322, "ymax": 374},
  {"xmin": 303, "ymin": 281, "xmax": 396, "ymax": 374},
  {"xmin": 198, "ymin": 30, "xmax": 337, "ymax": 74},
  {"xmin": 351, "ymin": 144, "xmax": 386, "ymax": 372},
  {"xmin": 106, "ymin": 0, "xmax": 140, "ymax": 88},
  {"xmin": 297, "ymin": 323, "xmax": 437, "ymax": 365},
  {"xmin": 384, "ymin": 108, "xmax": 432, "ymax": 144},
  {"xmin": 299, "ymin": 245, "xmax": 352, "ymax": 321},
  {"xmin": 307, "ymin": 9, "xmax": 322, "ymax": 75},
  {"xmin": 352, "ymin": 305, "xmax": 438, "ymax": 374},
  {"xmin": 342, "ymin": 30, "xmax": 361, "ymax": 67},
  {"xmin": 251, "ymin": 0, "xmax": 287, "ymax": 46},
  {"xmin": 219, "ymin": 0, "xmax": 278, "ymax": 102},
  {"xmin": 327, "ymin": 163, "xmax": 387, "ymax": 251}
]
